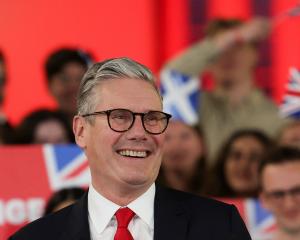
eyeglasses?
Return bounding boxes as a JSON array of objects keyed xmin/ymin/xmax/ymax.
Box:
[
  {"xmin": 264, "ymin": 185, "xmax": 300, "ymax": 205},
  {"xmin": 81, "ymin": 108, "xmax": 172, "ymax": 135}
]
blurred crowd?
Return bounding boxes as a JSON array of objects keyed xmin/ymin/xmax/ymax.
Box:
[
  {"xmin": 1, "ymin": 17, "xmax": 300, "ymax": 239},
  {"xmin": 1, "ymin": 17, "xmax": 299, "ymax": 195}
]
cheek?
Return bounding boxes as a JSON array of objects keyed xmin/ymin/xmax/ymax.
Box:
[
  {"xmin": 249, "ymin": 161, "xmax": 259, "ymax": 174},
  {"xmin": 192, "ymin": 141, "xmax": 204, "ymax": 158},
  {"xmin": 154, "ymin": 134, "xmax": 165, "ymax": 152},
  {"xmin": 225, "ymin": 160, "xmax": 239, "ymax": 183},
  {"xmin": 50, "ymin": 79, "xmax": 65, "ymax": 95},
  {"xmin": 225, "ymin": 160, "xmax": 234, "ymax": 176}
]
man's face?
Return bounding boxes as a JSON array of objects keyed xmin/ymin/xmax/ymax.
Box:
[
  {"xmin": 210, "ymin": 44, "xmax": 258, "ymax": 88},
  {"xmin": 74, "ymin": 78, "xmax": 165, "ymax": 192},
  {"xmin": 49, "ymin": 62, "xmax": 86, "ymax": 116},
  {"xmin": 280, "ymin": 124, "xmax": 300, "ymax": 149},
  {"xmin": 260, "ymin": 162, "xmax": 300, "ymax": 234}
]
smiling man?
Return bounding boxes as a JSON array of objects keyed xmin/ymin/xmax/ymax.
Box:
[
  {"xmin": 10, "ymin": 57, "xmax": 251, "ymax": 240},
  {"xmin": 260, "ymin": 147, "xmax": 300, "ymax": 240}
]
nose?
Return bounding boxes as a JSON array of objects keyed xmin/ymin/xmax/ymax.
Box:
[
  {"xmin": 238, "ymin": 156, "xmax": 251, "ymax": 169},
  {"xmin": 126, "ymin": 115, "xmax": 147, "ymax": 141}
]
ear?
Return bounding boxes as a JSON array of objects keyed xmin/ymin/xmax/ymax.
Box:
[{"xmin": 73, "ymin": 115, "xmax": 87, "ymax": 148}]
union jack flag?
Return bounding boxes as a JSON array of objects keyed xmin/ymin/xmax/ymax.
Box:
[
  {"xmin": 223, "ymin": 199, "xmax": 276, "ymax": 240},
  {"xmin": 243, "ymin": 199, "xmax": 276, "ymax": 240},
  {"xmin": 160, "ymin": 69, "xmax": 200, "ymax": 125},
  {"xmin": 43, "ymin": 145, "xmax": 91, "ymax": 191},
  {"xmin": 280, "ymin": 67, "xmax": 300, "ymax": 118}
]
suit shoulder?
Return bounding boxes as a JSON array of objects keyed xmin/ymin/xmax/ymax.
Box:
[
  {"xmin": 156, "ymin": 187, "xmax": 251, "ymax": 239},
  {"xmin": 9, "ymin": 204, "xmax": 73, "ymax": 240},
  {"xmin": 157, "ymin": 186, "xmax": 236, "ymax": 214},
  {"xmin": 158, "ymin": 186, "xmax": 228, "ymax": 205}
]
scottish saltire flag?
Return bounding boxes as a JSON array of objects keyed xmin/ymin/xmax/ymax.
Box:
[
  {"xmin": 43, "ymin": 145, "xmax": 91, "ymax": 191},
  {"xmin": 160, "ymin": 69, "xmax": 200, "ymax": 125},
  {"xmin": 280, "ymin": 67, "xmax": 300, "ymax": 118}
]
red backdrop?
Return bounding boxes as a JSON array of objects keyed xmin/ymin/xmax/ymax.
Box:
[{"xmin": 0, "ymin": 0, "xmax": 299, "ymax": 124}]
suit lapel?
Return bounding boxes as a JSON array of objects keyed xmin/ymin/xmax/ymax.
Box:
[
  {"xmin": 59, "ymin": 192, "xmax": 91, "ymax": 240},
  {"xmin": 154, "ymin": 186, "xmax": 188, "ymax": 240}
]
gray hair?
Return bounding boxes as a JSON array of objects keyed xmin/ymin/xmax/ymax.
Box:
[{"xmin": 77, "ymin": 57, "xmax": 161, "ymax": 117}]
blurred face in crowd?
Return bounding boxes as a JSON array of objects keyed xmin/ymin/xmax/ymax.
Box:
[
  {"xmin": 74, "ymin": 78, "xmax": 165, "ymax": 193},
  {"xmin": 280, "ymin": 122, "xmax": 300, "ymax": 149},
  {"xmin": 260, "ymin": 162, "xmax": 300, "ymax": 235},
  {"xmin": 225, "ymin": 135, "xmax": 264, "ymax": 195},
  {"xmin": 210, "ymin": 43, "xmax": 258, "ymax": 89},
  {"xmin": 34, "ymin": 119, "xmax": 70, "ymax": 144},
  {"xmin": 162, "ymin": 121, "xmax": 204, "ymax": 173},
  {"xmin": 49, "ymin": 62, "xmax": 86, "ymax": 116}
]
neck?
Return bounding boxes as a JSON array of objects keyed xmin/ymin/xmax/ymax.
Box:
[
  {"xmin": 92, "ymin": 178, "xmax": 152, "ymax": 206},
  {"xmin": 274, "ymin": 229, "xmax": 300, "ymax": 240}
]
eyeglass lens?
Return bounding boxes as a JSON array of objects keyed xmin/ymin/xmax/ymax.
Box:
[{"xmin": 108, "ymin": 109, "xmax": 169, "ymax": 134}]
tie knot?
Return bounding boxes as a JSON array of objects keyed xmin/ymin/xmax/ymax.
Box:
[{"xmin": 115, "ymin": 207, "xmax": 135, "ymax": 228}]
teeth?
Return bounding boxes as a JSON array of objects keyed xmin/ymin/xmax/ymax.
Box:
[{"xmin": 118, "ymin": 150, "xmax": 147, "ymax": 158}]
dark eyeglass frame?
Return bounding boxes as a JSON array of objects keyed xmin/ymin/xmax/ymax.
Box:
[
  {"xmin": 81, "ymin": 108, "xmax": 172, "ymax": 135},
  {"xmin": 264, "ymin": 185, "xmax": 300, "ymax": 203}
]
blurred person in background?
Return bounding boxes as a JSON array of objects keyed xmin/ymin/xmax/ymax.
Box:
[
  {"xmin": 45, "ymin": 48, "xmax": 92, "ymax": 124},
  {"xmin": 206, "ymin": 129, "xmax": 273, "ymax": 198},
  {"xmin": 0, "ymin": 50, "xmax": 14, "ymax": 144},
  {"xmin": 157, "ymin": 120, "xmax": 207, "ymax": 195},
  {"xmin": 260, "ymin": 147, "xmax": 300, "ymax": 240},
  {"xmin": 15, "ymin": 109, "xmax": 74, "ymax": 144},
  {"xmin": 162, "ymin": 17, "xmax": 283, "ymax": 164},
  {"xmin": 44, "ymin": 187, "xmax": 86, "ymax": 216},
  {"xmin": 278, "ymin": 120, "xmax": 300, "ymax": 149}
]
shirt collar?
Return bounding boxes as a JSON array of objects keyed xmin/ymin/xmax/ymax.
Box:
[
  {"xmin": 128, "ymin": 183, "xmax": 155, "ymax": 229},
  {"xmin": 88, "ymin": 183, "xmax": 155, "ymax": 234}
]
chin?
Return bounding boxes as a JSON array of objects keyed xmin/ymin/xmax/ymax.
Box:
[{"xmin": 123, "ymin": 177, "xmax": 151, "ymax": 188}]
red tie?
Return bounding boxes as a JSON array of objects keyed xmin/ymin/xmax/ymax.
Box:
[{"xmin": 114, "ymin": 207, "xmax": 135, "ymax": 240}]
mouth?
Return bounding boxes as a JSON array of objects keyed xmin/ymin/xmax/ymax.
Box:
[{"xmin": 117, "ymin": 149, "xmax": 150, "ymax": 158}]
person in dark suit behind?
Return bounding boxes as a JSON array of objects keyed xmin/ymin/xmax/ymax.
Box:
[{"xmin": 10, "ymin": 57, "xmax": 251, "ymax": 240}]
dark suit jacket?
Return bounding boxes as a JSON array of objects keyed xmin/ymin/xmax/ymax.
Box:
[{"xmin": 9, "ymin": 186, "xmax": 251, "ymax": 240}]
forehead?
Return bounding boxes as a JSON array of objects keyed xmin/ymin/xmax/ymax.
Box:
[
  {"xmin": 262, "ymin": 162, "xmax": 300, "ymax": 191},
  {"xmin": 283, "ymin": 124, "xmax": 300, "ymax": 136},
  {"xmin": 61, "ymin": 62, "xmax": 86, "ymax": 73},
  {"xmin": 94, "ymin": 78, "xmax": 162, "ymax": 111},
  {"xmin": 231, "ymin": 136, "xmax": 262, "ymax": 149}
]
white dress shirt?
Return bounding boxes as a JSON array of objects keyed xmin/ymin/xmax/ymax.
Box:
[{"xmin": 88, "ymin": 183, "xmax": 155, "ymax": 240}]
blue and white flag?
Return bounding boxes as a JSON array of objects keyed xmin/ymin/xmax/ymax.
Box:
[
  {"xmin": 160, "ymin": 69, "xmax": 200, "ymax": 125},
  {"xmin": 43, "ymin": 145, "xmax": 90, "ymax": 191},
  {"xmin": 280, "ymin": 67, "xmax": 300, "ymax": 118}
]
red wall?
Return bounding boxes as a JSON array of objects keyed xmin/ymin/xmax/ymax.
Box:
[
  {"xmin": 1, "ymin": 0, "xmax": 299, "ymax": 124},
  {"xmin": 0, "ymin": 0, "xmax": 159, "ymax": 124}
]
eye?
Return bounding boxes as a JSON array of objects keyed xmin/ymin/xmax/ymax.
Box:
[
  {"xmin": 110, "ymin": 110, "xmax": 132, "ymax": 123},
  {"xmin": 144, "ymin": 112, "xmax": 165, "ymax": 126},
  {"xmin": 269, "ymin": 191, "xmax": 285, "ymax": 200}
]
